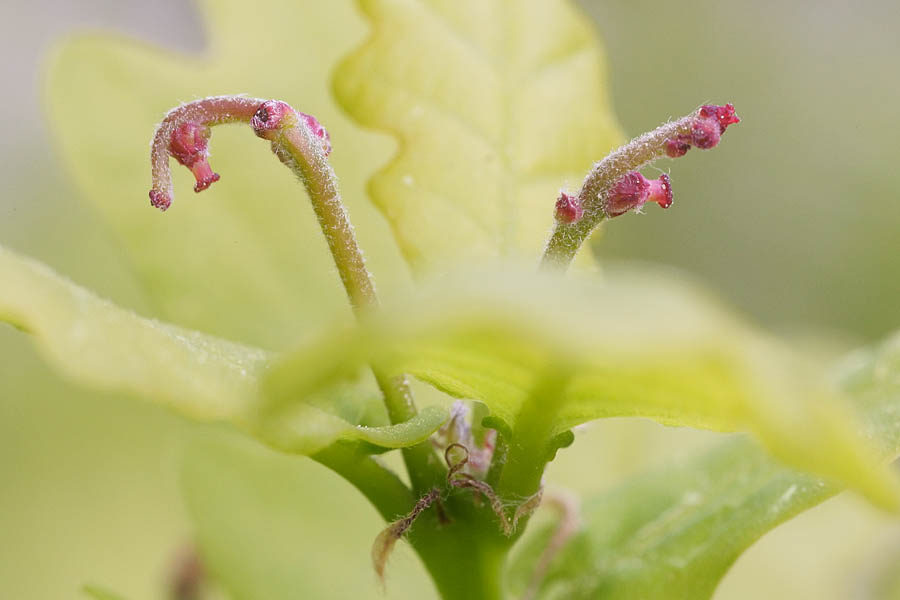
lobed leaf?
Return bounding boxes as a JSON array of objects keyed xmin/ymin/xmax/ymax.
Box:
[
  {"xmin": 0, "ymin": 245, "xmax": 445, "ymax": 456},
  {"xmin": 333, "ymin": 0, "xmax": 623, "ymax": 272},
  {"xmin": 506, "ymin": 331, "xmax": 900, "ymax": 599},
  {"xmin": 265, "ymin": 266, "xmax": 900, "ymax": 508},
  {"xmin": 46, "ymin": 0, "xmax": 405, "ymax": 351}
]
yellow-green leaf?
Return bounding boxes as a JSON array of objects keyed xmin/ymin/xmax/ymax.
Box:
[
  {"xmin": 0, "ymin": 245, "xmax": 268, "ymax": 421},
  {"xmin": 0, "ymin": 245, "xmax": 445, "ymax": 456},
  {"xmin": 265, "ymin": 266, "xmax": 900, "ymax": 508},
  {"xmin": 259, "ymin": 403, "xmax": 448, "ymax": 455},
  {"xmin": 507, "ymin": 332, "xmax": 900, "ymax": 599},
  {"xmin": 180, "ymin": 431, "xmax": 436, "ymax": 600},
  {"xmin": 82, "ymin": 584, "xmax": 128, "ymax": 600},
  {"xmin": 333, "ymin": 0, "xmax": 623, "ymax": 272},
  {"xmin": 46, "ymin": 0, "xmax": 404, "ymax": 351}
]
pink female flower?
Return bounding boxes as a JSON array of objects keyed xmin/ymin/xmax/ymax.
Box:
[
  {"xmin": 665, "ymin": 103, "xmax": 740, "ymax": 157},
  {"xmin": 555, "ymin": 192, "xmax": 584, "ymax": 224},
  {"xmin": 605, "ymin": 172, "xmax": 673, "ymax": 217},
  {"xmin": 148, "ymin": 96, "xmax": 332, "ymax": 211}
]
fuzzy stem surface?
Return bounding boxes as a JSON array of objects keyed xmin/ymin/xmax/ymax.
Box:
[
  {"xmin": 266, "ymin": 120, "xmax": 442, "ymax": 494},
  {"xmin": 540, "ymin": 115, "xmax": 694, "ymax": 269}
]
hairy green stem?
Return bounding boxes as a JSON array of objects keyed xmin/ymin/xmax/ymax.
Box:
[
  {"xmin": 408, "ymin": 495, "xmax": 514, "ymax": 600},
  {"xmin": 496, "ymin": 369, "xmax": 572, "ymax": 502},
  {"xmin": 270, "ymin": 122, "xmax": 443, "ymax": 493},
  {"xmin": 150, "ymin": 97, "xmax": 442, "ymax": 491},
  {"xmin": 540, "ymin": 115, "xmax": 694, "ymax": 269},
  {"xmin": 312, "ymin": 444, "xmax": 414, "ymax": 521}
]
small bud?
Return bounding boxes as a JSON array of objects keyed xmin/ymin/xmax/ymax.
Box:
[
  {"xmin": 149, "ymin": 189, "xmax": 172, "ymax": 211},
  {"xmin": 301, "ymin": 112, "xmax": 332, "ymax": 156},
  {"xmin": 648, "ymin": 173, "xmax": 673, "ymax": 209},
  {"xmin": 169, "ymin": 122, "xmax": 221, "ymax": 193},
  {"xmin": 431, "ymin": 401, "xmax": 496, "ymax": 479},
  {"xmin": 700, "ymin": 103, "xmax": 741, "ymax": 132},
  {"xmin": 168, "ymin": 122, "xmax": 208, "ymax": 166},
  {"xmin": 605, "ymin": 171, "xmax": 674, "ymax": 217},
  {"xmin": 605, "ymin": 171, "xmax": 649, "ymax": 217},
  {"xmin": 555, "ymin": 192, "xmax": 583, "ymax": 223},
  {"xmin": 665, "ymin": 138, "xmax": 691, "ymax": 158},
  {"xmin": 251, "ymin": 100, "xmax": 332, "ymax": 156},
  {"xmin": 250, "ymin": 100, "xmax": 296, "ymax": 138},
  {"xmin": 690, "ymin": 116, "xmax": 722, "ymax": 150},
  {"xmin": 664, "ymin": 103, "xmax": 740, "ymax": 156}
]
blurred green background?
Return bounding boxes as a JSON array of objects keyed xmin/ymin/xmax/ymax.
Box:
[{"xmin": 1, "ymin": 0, "xmax": 898, "ymax": 598}]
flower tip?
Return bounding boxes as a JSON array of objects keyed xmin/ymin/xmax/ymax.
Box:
[
  {"xmin": 251, "ymin": 100, "xmax": 332, "ymax": 156},
  {"xmin": 167, "ymin": 121, "xmax": 221, "ymax": 192},
  {"xmin": 605, "ymin": 171, "xmax": 649, "ymax": 217},
  {"xmin": 250, "ymin": 100, "xmax": 296, "ymax": 138},
  {"xmin": 665, "ymin": 138, "xmax": 691, "ymax": 158},
  {"xmin": 169, "ymin": 122, "xmax": 211, "ymax": 167},
  {"xmin": 606, "ymin": 172, "xmax": 673, "ymax": 217},
  {"xmin": 648, "ymin": 173, "xmax": 673, "ymax": 209},
  {"xmin": 191, "ymin": 162, "xmax": 220, "ymax": 192},
  {"xmin": 555, "ymin": 192, "xmax": 583, "ymax": 223},
  {"xmin": 149, "ymin": 189, "xmax": 171, "ymax": 211},
  {"xmin": 690, "ymin": 117, "xmax": 722, "ymax": 149},
  {"xmin": 701, "ymin": 103, "xmax": 740, "ymax": 130},
  {"xmin": 694, "ymin": 103, "xmax": 740, "ymax": 148},
  {"xmin": 300, "ymin": 112, "xmax": 332, "ymax": 157},
  {"xmin": 665, "ymin": 103, "xmax": 740, "ymax": 156}
]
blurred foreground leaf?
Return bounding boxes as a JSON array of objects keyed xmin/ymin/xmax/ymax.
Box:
[
  {"xmin": 0, "ymin": 245, "xmax": 268, "ymax": 420},
  {"xmin": 333, "ymin": 0, "xmax": 622, "ymax": 271},
  {"xmin": 0, "ymin": 245, "xmax": 444, "ymax": 456},
  {"xmin": 180, "ymin": 431, "xmax": 436, "ymax": 600},
  {"xmin": 266, "ymin": 266, "xmax": 900, "ymax": 507},
  {"xmin": 81, "ymin": 583, "xmax": 125, "ymax": 600},
  {"xmin": 507, "ymin": 331, "xmax": 900, "ymax": 599},
  {"xmin": 82, "ymin": 585, "xmax": 128, "ymax": 600}
]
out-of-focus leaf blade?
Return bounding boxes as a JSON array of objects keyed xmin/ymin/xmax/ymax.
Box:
[
  {"xmin": 180, "ymin": 431, "xmax": 437, "ymax": 600},
  {"xmin": 333, "ymin": 0, "xmax": 622, "ymax": 271},
  {"xmin": 0, "ymin": 245, "xmax": 445, "ymax": 456},
  {"xmin": 506, "ymin": 331, "xmax": 900, "ymax": 599},
  {"xmin": 0, "ymin": 245, "xmax": 268, "ymax": 421},
  {"xmin": 81, "ymin": 584, "xmax": 128, "ymax": 600},
  {"xmin": 265, "ymin": 266, "xmax": 900, "ymax": 507},
  {"xmin": 46, "ymin": 0, "xmax": 405, "ymax": 351}
]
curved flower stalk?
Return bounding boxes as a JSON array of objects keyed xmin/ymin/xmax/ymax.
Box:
[
  {"xmin": 149, "ymin": 96, "xmax": 264, "ymax": 210},
  {"xmin": 542, "ymin": 104, "xmax": 740, "ymax": 269},
  {"xmin": 148, "ymin": 96, "xmax": 440, "ymax": 493}
]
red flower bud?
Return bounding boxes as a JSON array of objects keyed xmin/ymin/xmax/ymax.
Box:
[
  {"xmin": 665, "ymin": 138, "xmax": 691, "ymax": 158},
  {"xmin": 251, "ymin": 100, "xmax": 331, "ymax": 156},
  {"xmin": 605, "ymin": 172, "xmax": 648, "ymax": 217},
  {"xmin": 168, "ymin": 122, "xmax": 208, "ymax": 167},
  {"xmin": 250, "ymin": 100, "xmax": 295, "ymax": 137},
  {"xmin": 555, "ymin": 192, "xmax": 583, "ymax": 223},
  {"xmin": 647, "ymin": 173, "xmax": 673, "ymax": 209},
  {"xmin": 169, "ymin": 122, "xmax": 220, "ymax": 193},
  {"xmin": 149, "ymin": 189, "xmax": 171, "ymax": 211},
  {"xmin": 605, "ymin": 172, "xmax": 674, "ymax": 217},
  {"xmin": 690, "ymin": 116, "xmax": 722, "ymax": 149},
  {"xmin": 301, "ymin": 112, "xmax": 332, "ymax": 157},
  {"xmin": 664, "ymin": 103, "xmax": 740, "ymax": 156},
  {"xmin": 700, "ymin": 103, "xmax": 740, "ymax": 131}
]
